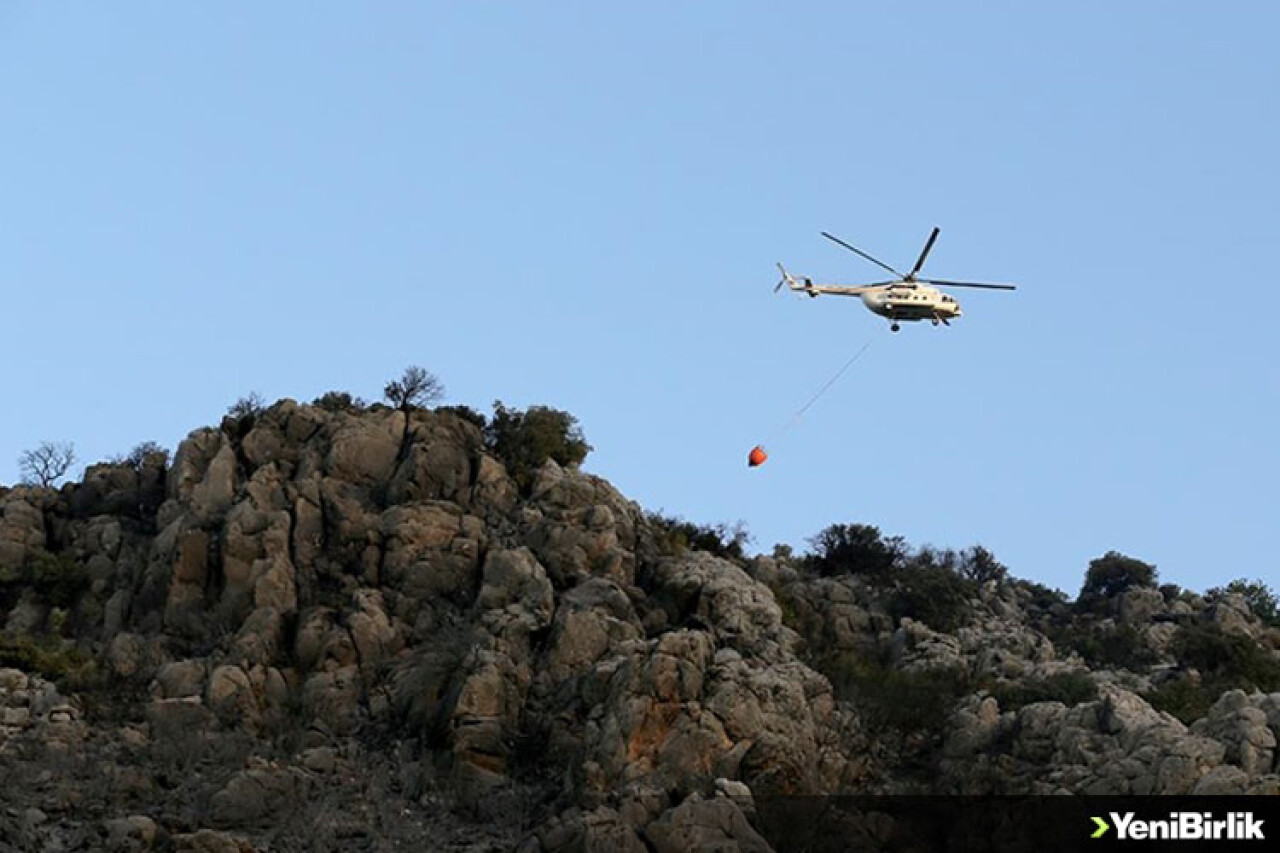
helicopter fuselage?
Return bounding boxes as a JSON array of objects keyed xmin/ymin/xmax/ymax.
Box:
[{"xmin": 861, "ymin": 284, "xmax": 961, "ymax": 323}]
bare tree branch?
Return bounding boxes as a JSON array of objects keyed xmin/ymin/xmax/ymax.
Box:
[
  {"xmin": 384, "ymin": 366, "xmax": 445, "ymax": 411},
  {"xmin": 18, "ymin": 441, "xmax": 76, "ymax": 487}
]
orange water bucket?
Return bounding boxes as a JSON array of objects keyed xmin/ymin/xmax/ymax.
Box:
[{"xmin": 747, "ymin": 445, "xmax": 768, "ymax": 467}]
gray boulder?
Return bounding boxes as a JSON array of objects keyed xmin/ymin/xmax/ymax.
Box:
[{"xmin": 643, "ymin": 795, "xmax": 773, "ymax": 853}]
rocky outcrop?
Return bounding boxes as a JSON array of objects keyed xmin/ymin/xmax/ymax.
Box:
[{"xmin": 2, "ymin": 400, "xmax": 1279, "ymax": 851}]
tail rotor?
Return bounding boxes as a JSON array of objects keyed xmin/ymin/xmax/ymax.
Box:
[
  {"xmin": 774, "ymin": 263, "xmax": 793, "ymax": 293},
  {"xmin": 775, "ymin": 263, "xmax": 817, "ymax": 296}
]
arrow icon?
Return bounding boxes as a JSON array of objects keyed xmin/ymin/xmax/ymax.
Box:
[{"xmin": 1091, "ymin": 816, "xmax": 1110, "ymax": 839}]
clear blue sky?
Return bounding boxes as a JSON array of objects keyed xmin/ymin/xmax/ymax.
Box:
[{"xmin": 3, "ymin": 3, "xmax": 1276, "ymax": 595}]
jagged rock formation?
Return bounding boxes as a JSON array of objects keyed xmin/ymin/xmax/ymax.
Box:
[{"xmin": 2, "ymin": 400, "xmax": 1279, "ymax": 851}]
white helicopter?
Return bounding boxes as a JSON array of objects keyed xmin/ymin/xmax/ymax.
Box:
[{"xmin": 776, "ymin": 227, "xmax": 1016, "ymax": 331}]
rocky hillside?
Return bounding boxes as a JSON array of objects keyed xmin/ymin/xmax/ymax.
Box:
[{"xmin": 1, "ymin": 400, "xmax": 1278, "ymax": 852}]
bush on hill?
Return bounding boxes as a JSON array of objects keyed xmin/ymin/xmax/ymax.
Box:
[
  {"xmin": 1144, "ymin": 677, "xmax": 1216, "ymax": 724},
  {"xmin": 483, "ymin": 400, "xmax": 592, "ymax": 489},
  {"xmin": 0, "ymin": 550, "xmax": 92, "ymax": 615},
  {"xmin": 804, "ymin": 525, "xmax": 998, "ymax": 631},
  {"xmin": 1020, "ymin": 580, "xmax": 1070, "ymax": 612},
  {"xmin": 1078, "ymin": 551, "xmax": 1158, "ymax": 613},
  {"xmin": 985, "ymin": 670, "xmax": 1098, "ymax": 712},
  {"xmin": 958, "ymin": 545, "xmax": 1009, "ymax": 586},
  {"xmin": 226, "ymin": 392, "xmax": 266, "ymax": 421},
  {"xmin": 1207, "ymin": 578, "xmax": 1280, "ymax": 628},
  {"xmin": 1046, "ymin": 622, "xmax": 1160, "ymax": 671},
  {"xmin": 0, "ymin": 632, "xmax": 96, "ymax": 688},
  {"xmin": 312, "ymin": 391, "xmax": 369, "ymax": 413},
  {"xmin": 1145, "ymin": 626, "xmax": 1280, "ymax": 724},
  {"xmin": 824, "ymin": 653, "xmax": 969, "ymax": 736},
  {"xmin": 25, "ymin": 550, "xmax": 92, "ymax": 610},
  {"xmin": 1171, "ymin": 623, "xmax": 1280, "ymax": 691},
  {"xmin": 886, "ymin": 560, "xmax": 977, "ymax": 634},
  {"xmin": 806, "ymin": 523, "xmax": 907, "ymax": 578},
  {"xmin": 110, "ymin": 441, "xmax": 170, "ymax": 469},
  {"xmin": 647, "ymin": 513, "xmax": 752, "ymax": 561}
]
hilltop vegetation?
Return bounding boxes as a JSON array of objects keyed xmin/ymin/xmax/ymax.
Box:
[{"xmin": 3, "ymin": 387, "xmax": 1279, "ymax": 851}]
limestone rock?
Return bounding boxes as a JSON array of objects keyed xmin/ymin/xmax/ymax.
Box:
[
  {"xmin": 104, "ymin": 814, "xmax": 161, "ymax": 852},
  {"xmin": 535, "ymin": 806, "xmax": 648, "ymax": 853},
  {"xmin": 152, "ymin": 659, "xmax": 207, "ymax": 699},
  {"xmin": 302, "ymin": 664, "xmax": 362, "ymax": 734},
  {"xmin": 1191, "ymin": 690, "xmax": 1277, "ymax": 777},
  {"xmin": 380, "ymin": 502, "xmax": 483, "ymax": 604},
  {"xmin": 543, "ymin": 578, "xmax": 644, "ymax": 686},
  {"xmin": 385, "ymin": 413, "xmax": 479, "ymax": 505},
  {"xmin": 477, "ymin": 547, "xmax": 555, "ymax": 636},
  {"xmin": 0, "ymin": 491, "xmax": 45, "ymax": 573},
  {"xmin": 324, "ymin": 410, "xmax": 403, "ymax": 487},
  {"xmin": 889, "ymin": 619, "xmax": 965, "ymax": 673},
  {"xmin": 652, "ymin": 554, "xmax": 793, "ymax": 660},
  {"xmin": 207, "ymin": 664, "xmax": 262, "ymax": 727},
  {"xmin": 346, "ymin": 588, "xmax": 401, "ymax": 673},
  {"xmin": 1205, "ymin": 593, "xmax": 1258, "ymax": 637},
  {"xmin": 643, "ymin": 795, "xmax": 773, "ymax": 853},
  {"xmin": 169, "ymin": 429, "xmax": 237, "ymax": 523},
  {"xmin": 172, "ymin": 830, "xmax": 259, "ymax": 853},
  {"xmin": 209, "ymin": 765, "xmax": 310, "ymax": 829},
  {"xmin": 1117, "ymin": 587, "xmax": 1165, "ymax": 626}
]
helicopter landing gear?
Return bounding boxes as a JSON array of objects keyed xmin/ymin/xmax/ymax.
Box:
[
  {"xmin": 931, "ymin": 318, "xmax": 939, "ymax": 326},
  {"xmin": 890, "ymin": 322, "xmax": 900, "ymax": 332}
]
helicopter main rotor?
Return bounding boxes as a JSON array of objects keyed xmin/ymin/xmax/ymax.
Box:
[{"xmin": 821, "ymin": 227, "xmax": 1016, "ymax": 291}]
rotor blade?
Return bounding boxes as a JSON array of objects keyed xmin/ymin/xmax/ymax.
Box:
[
  {"xmin": 820, "ymin": 231, "xmax": 905, "ymax": 279},
  {"xmin": 922, "ymin": 278, "xmax": 1017, "ymax": 291},
  {"xmin": 907, "ymin": 227, "xmax": 940, "ymax": 279}
]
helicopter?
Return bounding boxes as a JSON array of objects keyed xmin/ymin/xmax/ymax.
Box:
[{"xmin": 776, "ymin": 227, "xmax": 1015, "ymax": 331}]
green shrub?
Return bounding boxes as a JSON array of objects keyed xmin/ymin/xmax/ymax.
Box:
[
  {"xmin": 484, "ymin": 400, "xmax": 592, "ymax": 489},
  {"xmin": 887, "ymin": 562, "xmax": 977, "ymax": 633},
  {"xmin": 1144, "ymin": 676, "xmax": 1215, "ymax": 724},
  {"xmin": 1078, "ymin": 551, "xmax": 1158, "ymax": 612},
  {"xmin": 958, "ymin": 545, "xmax": 1008, "ymax": 585},
  {"xmin": 987, "ymin": 671, "xmax": 1097, "ymax": 711},
  {"xmin": 23, "ymin": 550, "xmax": 92, "ymax": 611},
  {"xmin": 824, "ymin": 654, "xmax": 969, "ymax": 735},
  {"xmin": 1146, "ymin": 624, "xmax": 1280, "ymax": 724},
  {"xmin": 312, "ymin": 391, "xmax": 369, "ymax": 413},
  {"xmin": 226, "ymin": 392, "xmax": 266, "ymax": 420},
  {"xmin": 0, "ymin": 632, "xmax": 96, "ymax": 685},
  {"xmin": 1047, "ymin": 622, "xmax": 1160, "ymax": 671},
  {"xmin": 111, "ymin": 441, "xmax": 170, "ymax": 469},
  {"xmin": 1171, "ymin": 624, "xmax": 1280, "ymax": 691},
  {"xmin": 1207, "ymin": 579, "xmax": 1280, "ymax": 628},
  {"xmin": 647, "ymin": 512, "xmax": 752, "ymax": 561},
  {"xmin": 806, "ymin": 523, "xmax": 906, "ymax": 579},
  {"xmin": 1021, "ymin": 580, "xmax": 1069, "ymax": 611}
]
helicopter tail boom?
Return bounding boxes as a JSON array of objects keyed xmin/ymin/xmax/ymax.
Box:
[{"xmin": 775, "ymin": 263, "xmax": 818, "ymax": 296}]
